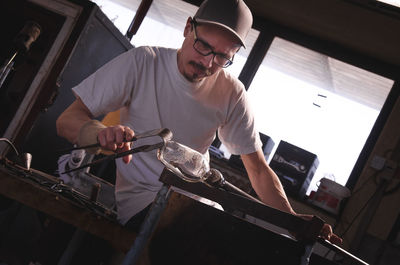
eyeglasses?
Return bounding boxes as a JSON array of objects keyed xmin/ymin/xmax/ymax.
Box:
[{"xmin": 191, "ymin": 20, "xmax": 234, "ymax": 68}]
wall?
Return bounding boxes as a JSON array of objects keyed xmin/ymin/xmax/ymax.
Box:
[{"xmin": 337, "ymin": 93, "xmax": 400, "ymax": 247}]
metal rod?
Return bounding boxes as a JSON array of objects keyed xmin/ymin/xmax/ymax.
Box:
[
  {"xmin": 57, "ymin": 228, "xmax": 86, "ymax": 265},
  {"xmin": 122, "ymin": 184, "xmax": 171, "ymax": 265},
  {"xmin": 61, "ymin": 142, "xmax": 164, "ymax": 174},
  {"xmin": 0, "ymin": 52, "xmax": 17, "ymax": 89},
  {"xmin": 318, "ymin": 238, "xmax": 369, "ymax": 265},
  {"xmin": 222, "ymin": 180, "xmax": 264, "ymax": 204},
  {"xmin": 0, "ymin": 138, "xmax": 20, "ymax": 156},
  {"xmin": 58, "ymin": 139, "xmax": 135, "ymax": 153},
  {"xmin": 6, "ymin": 52, "xmax": 18, "ymax": 67},
  {"xmin": 58, "ymin": 128, "xmax": 171, "ymax": 153},
  {"xmin": 125, "ymin": 0, "xmax": 154, "ymax": 40},
  {"xmin": 300, "ymin": 243, "xmax": 315, "ymax": 265}
]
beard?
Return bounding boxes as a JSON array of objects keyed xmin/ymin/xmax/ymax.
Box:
[{"xmin": 185, "ymin": 61, "xmax": 212, "ymax": 82}]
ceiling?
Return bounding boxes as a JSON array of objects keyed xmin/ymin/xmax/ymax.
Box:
[{"xmin": 242, "ymin": 0, "xmax": 400, "ymax": 67}]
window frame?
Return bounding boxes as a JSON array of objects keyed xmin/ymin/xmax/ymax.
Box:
[{"xmin": 239, "ymin": 17, "xmax": 400, "ymax": 191}]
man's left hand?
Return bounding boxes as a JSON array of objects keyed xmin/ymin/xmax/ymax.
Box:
[
  {"xmin": 296, "ymin": 213, "xmax": 343, "ymax": 244},
  {"xmin": 320, "ymin": 223, "xmax": 343, "ymax": 245}
]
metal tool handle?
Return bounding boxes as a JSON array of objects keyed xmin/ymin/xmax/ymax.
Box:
[
  {"xmin": 59, "ymin": 128, "xmax": 172, "ymax": 153},
  {"xmin": 61, "ymin": 142, "xmax": 164, "ymax": 174},
  {"xmin": 61, "ymin": 128, "xmax": 172, "ymax": 174}
]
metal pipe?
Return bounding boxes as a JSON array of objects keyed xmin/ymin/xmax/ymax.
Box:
[
  {"xmin": 126, "ymin": 0, "xmax": 154, "ymax": 40},
  {"xmin": 300, "ymin": 243, "xmax": 315, "ymax": 265},
  {"xmin": 318, "ymin": 238, "xmax": 369, "ymax": 265},
  {"xmin": 121, "ymin": 184, "xmax": 171, "ymax": 265},
  {"xmin": 223, "ymin": 180, "xmax": 264, "ymax": 204},
  {"xmin": 57, "ymin": 229, "xmax": 86, "ymax": 265},
  {"xmin": 0, "ymin": 53, "xmax": 17, "ymax": 89}
]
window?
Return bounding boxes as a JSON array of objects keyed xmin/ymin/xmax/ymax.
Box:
[
  {"xmin": 377, "ymin": 0, "xmax": 400, "ymax": 8},
  {"xmin": 91, "ymin": 0, "xmax": 259, "ymax": 77},
  {"xmin": 246, "ymin": 37, "xmax": 394, "ymax": 194}
]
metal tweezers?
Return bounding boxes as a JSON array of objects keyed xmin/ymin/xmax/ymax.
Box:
[{"xmin": 61, "ymin": 128, "xmax": 173, "ymax": 174}]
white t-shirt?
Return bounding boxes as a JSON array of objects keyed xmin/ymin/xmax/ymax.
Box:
[{"xmin": 73, "ymin": 46, "xmax": 261, "ymax": 224}]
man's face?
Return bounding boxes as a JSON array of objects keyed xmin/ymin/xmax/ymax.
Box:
[{"xmin": 177, "ymin": 18, "xmax": 241, "ymax": 82}]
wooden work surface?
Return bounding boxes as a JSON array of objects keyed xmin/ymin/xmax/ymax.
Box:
[{"xmin": 0, "ymin": 158, "xmax": 136, "ymax": 252}]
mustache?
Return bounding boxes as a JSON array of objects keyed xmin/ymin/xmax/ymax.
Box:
[{"xmin": 189, "ymin": 61, "xmax": 211, "ymax": 76}]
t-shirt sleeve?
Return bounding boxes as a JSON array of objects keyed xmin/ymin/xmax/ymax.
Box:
[
  {"xmin": 72, "ymin": 48, "xmax": 138, "ymax": 118},
  {"xmin": 218, "ymin": 88, "xmax": 262, "ymax": 155}
]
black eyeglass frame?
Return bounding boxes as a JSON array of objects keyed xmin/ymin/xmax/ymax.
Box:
[{"xmin": 191, "ymin": 19, "xmax": 235, "ymax": 68}]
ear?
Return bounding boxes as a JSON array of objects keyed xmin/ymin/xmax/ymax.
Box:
[{"xmin": 183, "ymin": 17, "xmax": 193, "ymax": 38}]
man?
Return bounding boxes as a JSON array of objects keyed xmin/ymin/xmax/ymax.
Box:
[{"xmin": 57, "ymin": 0, "xmax": 341, "ymax": 244}]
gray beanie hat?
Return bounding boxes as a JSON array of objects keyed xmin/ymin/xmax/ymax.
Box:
[{"xmin": 194, "ymin": 0, "xmax": 253, "ymax": 48}]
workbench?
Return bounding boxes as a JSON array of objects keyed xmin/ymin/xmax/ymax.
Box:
[
  {"xmin": 0, "ymin": 157, "xmax": 367, "ymax": 265},
  {"xmin": 0, "ymin": 158, "xmax": 136, "ymax": 253}
]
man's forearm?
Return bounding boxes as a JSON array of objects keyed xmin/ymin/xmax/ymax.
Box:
[
  {"xmin": 241, "ymin": 151, "xmax": 296, "ymax": 214},
  {"xmin": 56, "ymin": 99, "xmax": 93, "ymax": 144},
  {"xmin": 242, "ymin": 150, "xmax": 343, "ymax": 244},
  {"xmin": 251, "ymin": 165, "xmax": 295, "ymax": 214}
]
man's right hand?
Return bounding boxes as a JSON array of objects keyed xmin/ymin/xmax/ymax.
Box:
[
  {"xmin": 57, "ymin": 98, "xmax": 135, "ymax": 164},
  {"xmin": 97, "ymin": 125, "xmax": 135, "ymax": 164}
]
